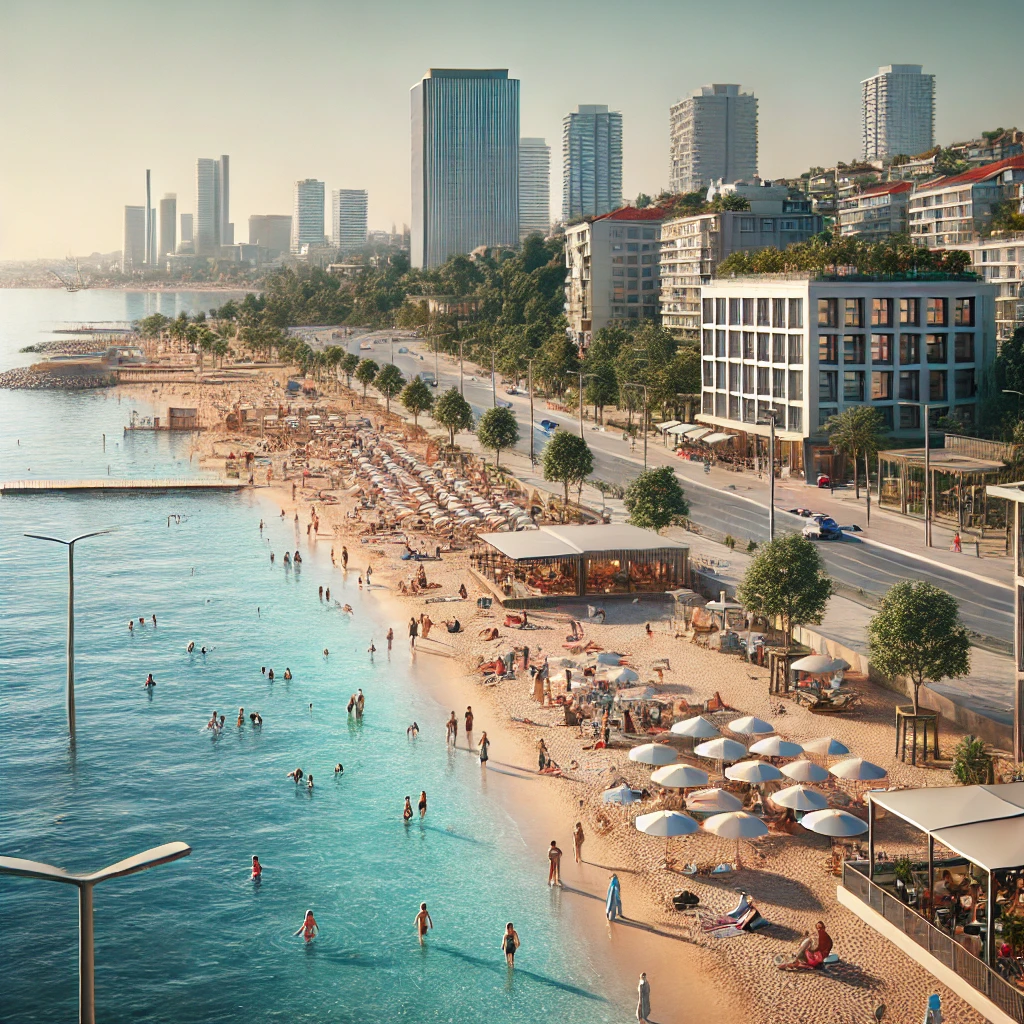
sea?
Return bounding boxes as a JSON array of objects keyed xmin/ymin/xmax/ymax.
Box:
[{"xmin": 0, "ymin": 290, "xmax": 630, "ymax": 1023}]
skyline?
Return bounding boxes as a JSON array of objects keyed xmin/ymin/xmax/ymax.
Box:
[{"xmin": 1, "ymin": 0, "xmax": 1022, "ymax": 260}]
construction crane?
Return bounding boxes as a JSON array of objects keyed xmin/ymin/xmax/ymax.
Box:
[{"xmin": 49, "ymin": 258, "xmax": 88, "ymax": 292}]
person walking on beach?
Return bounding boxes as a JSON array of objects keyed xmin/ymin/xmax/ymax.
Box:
[
  {"xmin": 446, "ymin": 711, "xmax": 458, "ymax": 745},
  {"xmin": 606, "ymin": 873, "xmax": 623, "ymax": 921},
  {"xmin": 409, "ymin": 616, "xmax": 419, "ymax": 649},
  {"xmin": 342, "ymin": 546, "xmax": 349, "ymax": 569},
  {"xmin": 465, "ymin": 706, "xmax": 474, "ymax": 740},
  {"xmin": 478, "ymin": 731, "xmax": 490, "ymax": 766},
  {"xmin": 500, "ymin": 923, "xmax": 520, "ymax": 967},
  {"xmin": 386, "ymin": 627, "xmax": 394, "ymax": 652},
  {"xmin": 415, "ymin": 903, "xmax": 433, "ymax": 945},
  {"xmin": 366, "ymin": 565, "xmax": 373, "ymax": 588},
  {"xmin": 573, "ymin": 822, "xmax": 585, "ymax": 864},
  {"xmin": 537, "ymin": 737, "xmax": 549, "ymax": 771},
  {"xmin": 636, "ymin": 973, "xmax": 651, "ymax": 1024},
  {"xmin": 294, "ymin": 910, "xmax": 318, "ymax": 943},
  {"xmin": 547, "ymin": 840, "xmax": 563, "ymax": 886}
]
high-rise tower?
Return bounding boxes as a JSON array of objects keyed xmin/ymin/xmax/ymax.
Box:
[
  {"xmin": 519, "ymin": 138, "xmax": 550, "ymax": 239},
  {"xmin": 291, "ymin": 179, "xmax": 326, "ymax": 253},
  {"xmin": 862, "ymin": 65, "xmax": 935, "ymax": 161},
  {"xmin": 331, "ymin": 190, "xmax": 369, "ymax": 255},
  {"xmin": 562, "ymin": 105, "xmax": 622, "ymax": 222}
]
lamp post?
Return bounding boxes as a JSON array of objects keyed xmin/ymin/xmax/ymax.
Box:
[
  {"xmin": 526, "ymin": 357, "xmax": 538, "ymax": 466},
  {"xmin": 899, "ymin": 400, "xmax": 931, "ymax": 547},
  {"xmin": 1003, "ymin": 389, "xmax": 1023, "ymax": 419},
  {"xmin": 623, "ymin": 382, "xmax": 650, "ymax": 472},
  {"xmin": 0, "ymin": 842, "xmax": 191, "ymax": 1024},
  {"xmin": 756, "ymin": 410, "xmax": 779, "ymax": 542},
  {"xmin": 25, "ymin": 529, "xmax": 116, "ymax": 740},
  {"xmin": 565, "ymin": 370, "xmax": 585, "ymax": 438}
]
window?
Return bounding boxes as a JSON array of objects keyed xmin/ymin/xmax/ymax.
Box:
[
  {"xmin": 757, "ymin": 298, "xmax": 770, "ymax": 326},
  {"xmin": 716, "ymin": 330, "xmax": 726, "ymax": 357},
  {"xmin": 702, "ymin": 361, "xmax": 714, "ymax": 386},
  {"xmin": 788, "ymin": 298, "xmax": 804, "ymax": 328},
  {"xmin": 771, "ymin": 334, "xmax": 785, "ymax": 362},
  {"xmin": 627, "ymin": 255, "xmax": 637, "ymax": 265},
  {"xmin": 743, "ymin": 365, "xmax": 756, "ymax": 392},
  {"xmin": 788, "ymin": 335, "xmax": 803, "ymax": 364},
  {"xmin": 703, "ymin": 390, "xmax": 713, "ymax": 414},
  {"xmin": 642, "ymin": 228, "xmax": 656, "ymax": 240},
  {"xmin": 715, "ymin": 298, "xmax": 726, "ymax": 324},
  {"xmin": 844, "ymin": 335, "xmax": 866, "ymax": 364},
  {"xmin": 900, "ymin": 404, "xmax": 920, "ymax": 430},
  {"xmin": 728, "ymin": 331, "xmax": 740, "ymax": 357},
  {"xmin": 788, "ymin": 406, "xmax": 802, "ymax": 432},
  {"xmin": 729, "ymin": 395, "xmax": 740, "ymax": 419},
  {"xmin": 625, "ymin": 228, "xmax": 638, "ymax": 239},
  {"xmin": 926, "ymin": 334, "xmax": 947, "ymax": 363},
  {"xmin": 819, "ymin": 371, "xmax": 838, "ymax": 403},
  {"xmin": 743, "ymin": 332, "xmax": 755, "ymax": 360},
  {"xmin": 729, "ymin": 363, "xmax": 740, "ymax": 391},
  {"xmin": 612, "ymin": 267, "xmax": 624, "ymax": 277},
  {"xmin": 612, "ymin": 255, "xmax": 623, "ymax": 264},
  {"xmin": 955, "ymin": 297, "xmax": 975, "ymax": 327},
  {"xmin": 871, "ymin": 334, "xmax": 893, "ymax": 364},
  {"xmin": 955, "ymin": 333, "xmax": 975, "ymax": 362},
  {"xmin": 715, "ymin": 361, "xmax": 726, "ymax": 388},
  {"xmin": 773, "ymin": 298, "xmax": 787, "ymax": 328},
  {"xmin": 899, "ymin": 333, "xmax": 920, "ymax": 364},
  {"xmin": 899, "ymin": 370, "xmax": 920, "ymax": 401},
  {"xmin": 627, "ymin": 267, "xmax": 638, "ymax": 277},
  {"xmin": 703, "ymin": 298, "xmax": 714, "ymax": 323},
  {"xmin": 788, "ymin": 370, "xmax": 803, "ymax": 400},
  {"xmin": 715, "ymin": 392, "xmax": 726, "ymax": 417},
  {"xmin": 844, "ymin": 298, "xmax": 864, "ymax": 327},
  {"xmin": 761, "ymin": 218, "xmax": 776, "ymax": 232},
  {"xmin": 729, "ymin": 298, "xmax": 741, "ymax": 325},
  {"xmin": 819, "ymin": 335, "xmax": 838, "ymax": 364},
  {"xmin": 955, "ymin": 368, "xmax": 976, "ymax": 399},
  {"xmin": 879, "ymin": 406, "xmax": 894, "ymax": 429},
  {"xmin": 626, "ymin": 244, "xmax": 639, "ymax": 252},
  {"xmin": 755, "ymin": 367, "xmax": 769, "ymax": 394},
  {"xmin": 926, "ymin": 297, "xmax": 948, "ymax": 326},
  {"xmin": 702, "ymin": 330, "xmax": 714, "ymax": 356},
  {"xmin": 758, "ymin": 333, "xmax": 770, "ymax": 361},
  {"xmin": 872, "ymin": 371, "xmax": 893, "ymax": 400},
  {"xmin": 641, "ymin": 268, "xmax": 652, "ymax": 278},
  {"xmin": 871, "ymin": 298, "xmax": 893, "ymax": 327},
  {"xmin": 929, "ymin": 371, "xmax": 947, "ymax": 401},
  {"xmin": 819, "ymin": 406, "xmax": 837, "ymax": 428},
  {"xmin": 641, "ymin": 254, "xmax": 654, "ymax": 265},
  {"xmin": 742, "ymin": 298, "xmax": 754, "ymax": 326},
  {"xmin": 612, "ymin": 244, "xmax": 623, "ymax": 252},
  {"xmin": 818, "ymin": 298, "xmax": 838, "ymax": 327},
  {"xmin": 772, "ymin": 369, "xmax": 786, "ymax": 397},
  {"xmin": 844, "ymin": 371, "xmax": 865, "ymax": 402},
  {"xmin": 627, "ymin": 295, "xmax": 638, "ymax": 303},
  {"xmin": 740, "ymin": 216, "xmax": 755, "ymax": 232},
  {"xmin": 900, "ymin": 298, "xmax": 920, "ymax": 326},
  {"xmin": 642, "ymin": 280, "xmax": 654, "ymax": 290},
  {"xmin": 743, "ymin": 398, "xmax": 756, "ymax": 423}
]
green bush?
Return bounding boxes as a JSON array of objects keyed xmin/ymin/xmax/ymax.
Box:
[{"xmin": 951, "ymin": 734, "xmax": 993, "ymax": 786}]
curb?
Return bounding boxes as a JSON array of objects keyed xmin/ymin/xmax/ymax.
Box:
[{"xmin": 853, "ymin": 535, "xmax": 1014, "ymax": 591}]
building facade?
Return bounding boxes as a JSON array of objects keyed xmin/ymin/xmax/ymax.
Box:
[
  {"xmin": 660, "ymin": 183, "xmax": 822, "ymax": 342},
  {"xmin": 908, "ymin": 156, "xmax": 1024, "ymax": 247},
  {"xmin": 861, "ymin": 65, "xmax": 935, "ymax": 162},
  {"xmin": 180, "ymin": 213, "xmax": 193, "ymax": 244},
  {"xmin": 697, "ymin": 275, "xmax": 997, "ymax": 474},
  {"xmin": 519, "ymin": 137, "xmax": 550, "ymax": 239},
  {"xmin": 564, "ymin": 206, "xmax": 666, "ymax": 347},
  {"xmin": 121, "ymin": 205, "xmax": 146, "ymax": 273},
  {"xmin": 331, "ymin": 189, "xmax": 368, "ymax": 255},
  {"xmin": 291, "ymin": 179, "xmax": 326, "ymax": 253},
  {"xmin": 248, "ymin": 214, "xmax": 292, "ymax": 258},
  {"xmin": 668, "ymin": 84, "xmax": 757, "ymax": 195},
  {"xmin": 195, "ymin": 156, "xmax": 230, "ymax": 256},
  {"xmin": 836, "ymin": 181, "xmax": 912, "ymax": 240},
  {"xmin": 561, "ymin": 105, "xmax": 622, "ymax": 222},
  {"xmin": 158, "ymin": 194, "xmax": 177, "ymax": 259},
  {"xmin": 410, "ymin": 68, "xmax": 520, "ymax": 269}
]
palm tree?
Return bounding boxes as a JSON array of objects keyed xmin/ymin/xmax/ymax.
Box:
[{"xmin": 825, "ymin": 406, "xmax": 888, "ymax": 498}]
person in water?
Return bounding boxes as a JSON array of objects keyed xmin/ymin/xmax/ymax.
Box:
[
  {"xmin": 325, "ymin": 587, "xmax": 330, "ymax": 601},
  {"xmin": 294, "ymin": 910, "xmax": 318, "ymax": 942},
  {"xmin": 403, "ymin": 797, "xmax": 413, "ymax": 821},
  {"xmin": 478, "ymin": 731, "xmax": 490, "ymax": 765},
  {"xmin": 307, "ymin": 774, "xmax": 314, "ymax": 790},
  {"xmin": 268, "ymin": 669, "xmax": 275, "ymax": 681},
  {"xmin": 206, "ymin": 712, "xmax": 219, "ymax": 730},
  {"xmin": 386, "ymin": 627, "xmax": 394, "ymax": 652},
  {"xmin": 341, "ymin": 546, "xmax": 349, "ymax": 569},
  {"xmin": 418, "ymin": 791, "xmax": 427, "ymax": 817},
  {"xmin": 501, "ymin": 923, "xmax": 520, "ymax": 967},
  {"xmin": 407, "ymin": 722, "xmax": 419, "ymax": 738},
  {"xmin": 237, "ymin": 708, "xmax": 245, "ymax": 726},
  {"xmin": 415, "ymin": 902, "xmax": 433, "ymax": 945},
  {"xmin": 187, "ymin": 641, "xmax": 195, "ymax": 653},
  {"xmin": 144, "ymin": 673, "xmax": 155, "ymax": 688},
  {"xmin": 334, "ymin": 764, "xmax": 344, "ymax": 775},
  {"xmin": 128, "ymin": 620, "xmax": 134, "ymax": 632},
  {"xmin": 287, "ymin": 768, "xmax": 304, "ymax": 783},
  {"xmin": 283, "ymin": 668, "xmax": 292, "ymax": 680},
  {"xmin": 251, "ymin": 856, "xmax": 262, "ymax": 880}
]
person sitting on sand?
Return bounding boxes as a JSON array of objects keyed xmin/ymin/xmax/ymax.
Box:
[
  {"xmin": 445, "ymin": 618, "xmax": 461, "ymax": 633},
  {"xmin": 458, "ymin": 583, "xmax": 468, "ymax": 599},
  {"xmin": 416, "ymin": 565, "xmax": 428, "ymax": 588},
  {"xmin": 783, "ymin": 921, "xmax": 832, "ymax": 967}
]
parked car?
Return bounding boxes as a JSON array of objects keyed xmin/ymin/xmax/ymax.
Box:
[
  {"xmin": 802, "ymin": 514, "xmax": 843, "ymax": 541},
  {"xmin": 397, "ymin": 346, "xmax": 409, "ymax": 354},
  {"xmin": 420, "ymin": 372, "xmax": 437, "ymax": 387}
]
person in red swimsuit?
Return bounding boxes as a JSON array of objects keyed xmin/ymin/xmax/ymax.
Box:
[{"xmin": 251, "ymin": 856, "xmax": 262, "ymax": 880}]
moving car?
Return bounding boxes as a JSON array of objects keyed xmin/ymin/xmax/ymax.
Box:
[
  {"xmin": 802, "ymin": 514, "xmax": 843, "ymax": 541},
  {"xmin": 420, "ymin": 372, "xmax": 437, "ymax": 387}
]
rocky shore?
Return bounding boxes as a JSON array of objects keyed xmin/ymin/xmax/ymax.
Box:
[{"xmin": 0, "ymin": 365, "xmax": 116, "ymax": 390}]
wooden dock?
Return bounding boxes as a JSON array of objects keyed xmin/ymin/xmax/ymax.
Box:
[{"xmin": 1, "ymin": 479, "xmax": 247, "ymax": 495}]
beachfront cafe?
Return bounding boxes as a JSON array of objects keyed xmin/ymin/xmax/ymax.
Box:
[
  {"xmin": 839, "ymin": 783, "xmax": 1024, "ymax": 1024},
  {"xmin": 471, "ymin": 524, "xmax": 689, "ymax": 606}
]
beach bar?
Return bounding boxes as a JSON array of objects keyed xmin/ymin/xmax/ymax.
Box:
[{"xmin": 471, "ymin": 524, "xmax": 688, "ymax": 606}]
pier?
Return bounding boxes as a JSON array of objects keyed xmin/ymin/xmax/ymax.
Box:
[{"xmin": 1, "ymin": 479, "xmax": 247, "ymax": 495}]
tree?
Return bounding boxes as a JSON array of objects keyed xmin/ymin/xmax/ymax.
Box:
[
  {"xmin": 401, "ymin": 377, "xmax": 434, "ymax": 424},
  {"xmin": 355, "ymin": 358, "xmax": 379, "ymax": 398},
  {"xmin": 477, "ymin": 406, "xmax": 520, "ymax": 466},
  {"xmin": 635, "ymin": 192, "xmax": 652, "ymax": 209},
  {"xmin": 868, "ymin": 580, "xmax": 970, "ymax": 713},
  {"xmin": 583, "ymin": 360, "xmax": 618, "ymax": 423},
  {"xmin": 824, "ymin": 405, "xmax": 887, "ymax": 498},
  {"xmin": 433, "ymin": 387, "xmax": 474, "ymax": 445},
  {"xmin": 138, "ymin": 313, "xmax": 170, "ymax": 338},
  {"xmin": 737, "ymin": 535, "xmax": 833, "ymax": 645},
  {"xmin": 341, "ymin": 351, "xmax": 360, "ymax": 388},
  {"xmin": 624, "ymin": 467, "xmax": 690, "ymax": 532},
  {"xmin": 374, "ymin": 363, "xmax": 406, "ymax": 413},
  {"xmin": 542, "ymin": 432, "xmax": 594, "ymax": 512}
]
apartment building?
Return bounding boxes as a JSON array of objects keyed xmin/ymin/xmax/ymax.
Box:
[
  {"xmin": 837, "ymin": 181, "xmax": 912, "ymax": 240},
  {"xmin": 562, "ymin": 105, "xmax": 622, "ymax": 221},
  {"xmin": 697, "ymin": 275, "xmax": 997, "ymax": 475},
  {"xmin": 660, "ymin": 182, "xmax": 821, "ymax": 342},
  {"xmin": 519, "ymin": 137, "xmax": 551, "ymax": 239},
  {"xmin": 908, "ymin": 156, "xmax": 1024, "ymax": 246},
  {"xmin": 564, "ymin": 206, "xmax": 666, "ymax": 347},
  {"xmin": 861, "ymin": 65, "xmax": 934, "ymax": 161}
]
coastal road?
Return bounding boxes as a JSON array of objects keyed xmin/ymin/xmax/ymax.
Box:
[{"xmin": 324, "ymin": 330, "xmax": 1015, "ymax": 645}]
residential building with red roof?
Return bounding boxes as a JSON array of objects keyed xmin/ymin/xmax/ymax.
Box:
[{"xmin": 837, "ymin": 180, "xmax": 914, "ymax": 240}]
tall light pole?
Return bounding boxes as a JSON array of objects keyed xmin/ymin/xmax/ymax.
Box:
[
  {"xmin": 1004, "ymin": 389, "xmax": 1023, "ymax": 419},
  {"xmin": 25, "ymin": 529, "xmax": 116, "ymax": 740},
  {"xmin": 0, "ymin": 842, "xmax": 191, "ymax": 1024},
  {"xmin": 899, "ymin": 400, "xmax": 931, "ymax": 547},
  {"xmin": 526, "ymin": 357, "xmax": 538, "ymax": 466},
  {"xmin": 623, "ymin": 382, "xmax": 650, "ymax": 471},
  {"xmin": 491, "ymin": 349, "xmax": 497, "ymax": 408},
  {"xmin": 756, "ymin": 410, "xmax": 779, "ymax": 541}
]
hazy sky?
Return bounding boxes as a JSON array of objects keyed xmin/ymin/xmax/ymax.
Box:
[{"xmin": 1, "ymin": 0, "xmax": 1022, "ymax": 260}]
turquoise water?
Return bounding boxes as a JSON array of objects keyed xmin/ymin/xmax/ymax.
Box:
[{"xmin": 0, "ymin": 291, "xmax": 627, "ymax": 1022}]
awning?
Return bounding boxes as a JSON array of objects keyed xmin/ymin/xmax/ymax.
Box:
[
  {"xmin": 869, "ymin": 783, "xmax": 1024, "ymax": 832},
  {"xmin": 667, "ymin": 424, "xmax": 692, "ymax": 435},
  {"xmin": 702, "ymin": 432, "xmax": 735, "ymax": 445},
  {"xmin": 932, "ymin": 817, "xmax": 1024, "ymax": 872},
  {"xmin": 657, "ymin": 420, "xmax": 681, "ymax": 432},
  {"xmin": 681, "ymin": 426, "xmax": 712, "ymax": 440}
]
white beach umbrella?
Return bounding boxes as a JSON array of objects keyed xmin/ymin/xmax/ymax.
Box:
[
  {"xmin": 628, "ymin": 743, "xmax": 678, "ymax": 767},
  {"xmin": 771, "ymin": 784, "xmax": 829, "ymax": 812},
  {"xmin": 694, "ymin": 738, "xmax": 747, "ymax": 763},
  {"xmin": 725, "ymin": 760, "xmax": 784, "ymax": 784},
  {"xmin": 702, "ymin": 810, "xmax": 769, "ymax": 840},
  {"xmin": 790, "ymin": 655, "xmax": 850, "ymax": 676},
  {"xmin": 635, "ymin": 810, "xmax": 699, "ymax": 837},
  {"xmin": 670, "ymin": 716, "xmax": 720, "ymax": 739},
  {"xmin": 602, "ymin": 666, "xmax": 640, "ymax": 684},
  {"xmin": 749, "ymin": 736, "xmax": 804, "ymax": 758},
  {"xmin": 802, "ymin": 736, "xmax": 851, "ymax": 757},
  {"xmin": 781, "ymin": 760, "xmax": 830, "ymax": 783},
  {"xmin": 686, "ymin": 788, "xmax": 743, "ymax": 813},
  {"xmin": 651, "ymin": 764, "xmax": 709, "ymax": 789},
  {"xmin": 727, "ymin": 716, "xmax": 775, "ymax": 736},
  {"xmin": 829, "ymin": 758, "xmax": 887, "ymax": 782},
  {"xmin": 800, "ymin": 809, "xmax": 868, "ymax": 838}
]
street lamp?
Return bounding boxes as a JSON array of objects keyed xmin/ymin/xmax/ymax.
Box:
[
  {"xmin": 755, "ymin": 410, "xmax": 779, "ymax": 541},
  {"xmin": 526, "ymin": 357, "xmax": 538, "ymax": 466},
  {"xmin": 25, "ymin": 529, "xmax": 117, "ymax": 739},
  {"xmin": 623, "ymin": 382, "xmax": 650, "ymax": 471},
  {"xmin": 899, "ymin": 400, "xmax": 932, "ymax": 547},
  {"xmin": 0, "ymin": 842, "xmax": 191, "ymax": 1024},
  {"xmin": 564, "ymin": 371, "xmax": 600, "ymax": 440},
  {"xmin": 1004, "ymin": 389, "xmax": 1023, "ymax": 418}
]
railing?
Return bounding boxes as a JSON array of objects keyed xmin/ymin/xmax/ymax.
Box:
[{"xmin": 843, "ymin": 862, "xmax": 1024, "ymax": 1024}]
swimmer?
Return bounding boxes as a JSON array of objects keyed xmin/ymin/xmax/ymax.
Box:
[
  {"xmin": 307, "ymin": 774, "xmax": 314, "ymax": 790},
  {"xmin": 294, "ymin": 550, "xmax": 301, "ymax": 563},
  {"xmin": 287, "ymin": 768, "xmax": 304, "ymax": 783},
  {"xmin": 261, "ymin": 666, "xmax": 266, "ymax": 675},
  {"xmin": 403, "ymin": 796, "xmax": 414, "ymax": 821},
  {"xmin": 323, "ymin": 648, "xmax": 329, "ymax": 658},
  {"xmin": 268, "ymin": 669, "xmax": 275, "ymax": 681},
  {"xmin": 251, "ymin": 855, "xmax": 262, "ymax": 880},
  {"xmin": 283, "ymin": 668, "xmax": 292, "ymax": 680},
  {"xmin": 386, "ymin": 627, "xmax": 394, "ymax": 652},
  {"xmin": 206, "ymin": 712, "xmax": 219, "ymax": 730},
  {"xmin": 139, "ymin": 617, "xmax": 145, "ymax": 626},
  {"xmin": 237, "ymin": 707, "xmax": 245, "ymax": 727},
  {"xmin": 260, "ymin": 520, "xmax": 264, "ymax": 532},
  {"xmin": 200, "ymin": 646, "xmax": 208, "ymax": 655},
  {"xmin": 407, "ymin": 722, "xmax": 419, "ymax": 738},
  {"xmin": 270, "ymin": 553, "xmax": 275, "ymax": 564},
  {"xmin": 325, "ymin": 587, "xmax": 330, "ymax": 601},
  {"xmin": 356, "ymin": 690, "xmax": 365, "ymax": 717},
  {"xmin": 294, "ymin": 910, "xmax": 318, "ymax": 943},
  {"xmin": 341, "ymin": 546, "xmax": 348, "ymax": 569},
  {"xmin": 187, "ymin": 641, "xmax": 195, "ymax": 653},
  {"xmin": 342, "ymin": 604, "xmax": 353, "ymax": 615},
  {"xmin": 418, "ymin": 790, "xmax": 427, "ymax": 818},
  {"xmin": 415, "ymin": 902, "xmax": 433, "ymax": 945},
  {"xmin": 128, "ymin": 620, "xmax": 134, "ymax": 632},
  {"xmin": 319, "ymin": 586, "xmax": 324, "ymax": 601},
  {"xmin": 334, "ymin": 764, "xmax": 344, "ymax": 774},
  {"xmin": 368, "ymin": 641, "xmax": 376, "ymax": 655},
  {"xmin": 218, "ymin": 715, "xmax": 225, "ymax": 730},
  {"xmin": 144, "ymin": 673, "xmax": 155, "ymax": 688},
  {"xmin": 283, "ymin": 552, "xmax": 291, "ymax": 566},
  {"xmin": 151, "ymin": 614, "xmax": 157, "ymax": 626}
]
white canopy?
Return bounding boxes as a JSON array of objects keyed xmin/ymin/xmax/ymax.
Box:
[
  {"xmin": 830, "ymin": 757, "xmax": 887, "ymax": 782},
  {"xmin": 686, "ymin": 788, "xmax": 743, "ymax": 813},
  {"xmin": 702, "ymin": 811, "xmax": 769, "ymax": 840},
  {"xmin": 791, "ymin": 656, "xmax": 850, "ymax": 676},
  {"xmin": 680, "ymin": 426, "xmax": 712, "ymax": 439},
  {"xmin": 772, "ymin": 784, "xmax": 829, "ymax": 811},
  {"xmin": 725, "ymin": 760, "xmax": 784, "ymax": 784},
  {"xmin": 635, "ymin": 810, "xmax": 699, "ymax": 837},
  {"xmin": 802, "ymin": 736, "xmax": 851, "ymax": 756},
  {"xmin": 694, "ymin": 737, "xmax": 748, "ymax": 762},
  {"xmin": 702, "ymin": 432, "xmax": 735, "ymax": 446},
  {"xmin": 781, "ymin": 760, "xmax": 830, "ymax": 783},
  {"xmin": 801, "ymin": 809, "xmax": 869, "ymax": 838},
  {"xmin": 749, "ymin": 736, "xmax": 804, "ymax": 758},
  {"xmin": 728, "ymin": 715, "xmax": 775, "ymax": 737},
  {"xmin": 628, "ymin": 743, "xmax": 678, "ymax": 767},
  {"xmin": 670, "ymin": 716, "xmax": 720, "ymax": 739},
  {"xmin": 656, "ymin": 420, "xmax": 681, "ymax": 433},
  {"xmin": 651, "ymin": 764, "xmax": 710, "ymax": 789},
  {"xmin": 867, "ymin": 782, "xmax": 1024, "ymax": 833}
]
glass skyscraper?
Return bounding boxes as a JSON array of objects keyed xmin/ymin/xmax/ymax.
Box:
[
  {"xmin": 195, "ymin": 156, "xmax": 230, "ymax": 255},
  {"xmin": 331, "ymin": 189, "xmax": 369, "ymax": 255},
  {"xmin": 291, "ymin": 179, "xmax": 326, "ymax": 253},
  {"xmin": 519, "ymin": 137, "xmax": 550, "ymax": 240},
  {"xmin": 411, "ymin": 69, "xmax": 520, "ymax": 269},
  {"xmin": 862, "ymin": 65, "xmax": 935, "ymax": 161},
  {"xmin": 561, "ymin": 105, "xmax": 622, "ymax": 222}
]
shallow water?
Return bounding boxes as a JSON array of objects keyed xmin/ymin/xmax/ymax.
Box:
[{"xmin": 0, "ymin": 290, "xmax": 629, "ymax": 1022}]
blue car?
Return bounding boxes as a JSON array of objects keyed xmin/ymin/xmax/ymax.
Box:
[{"xmin": 802, "ymin": 515, "xmax": 843, "ymax": 541}]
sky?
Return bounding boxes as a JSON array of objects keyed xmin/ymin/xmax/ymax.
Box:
[{"xmin": 1, "ymin": 0, "xmax": 1022, "ymax": 261}]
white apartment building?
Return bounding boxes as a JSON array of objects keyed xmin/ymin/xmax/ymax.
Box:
[
  {"xmin": 909, "ymin": 156, "xmax": 1024, "ymax": 247},
  {"xmin": 837, "ymin": 181, "xmax": 912, "ymax": 241},
  {"xmin": 861, "ymin": 65, "xmax": 934, "ymax": 162},
  {"xmin": 331, "ymin": 189, "xmax": 368, "ymax": 256},
  {"xmin": 292, "ymin": 179, "xmax": 326, "ymax": 253},
  {"xmin": 660, "ymin": 182, "xmax": 822, "ymax": 342},
  {"xmin": 668, "ymin": 84, "xmax": 757, "ymax": 195},
  {"xmin": 121, "ymin": 205, "xmax": 146, "ymax": 272},
  {"xmin": 698, "ymin": 275, "xmax": 997, "ymax": 476},
  {"xmin": 564, "ymin": 206, "xmax": 665, "ymax": 347},
  {"xmin": 519, "ymin": 137, "xmax": 551, "ymax": 239}
]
